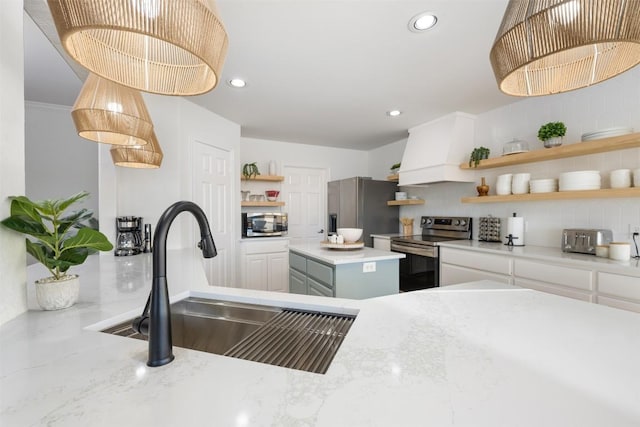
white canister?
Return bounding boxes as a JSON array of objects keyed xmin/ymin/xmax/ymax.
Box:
[
  {"xmin": 269, "ymin": 160, "xmax": 277, "ymax": 175},
  {"xmin": 609, "ymin": 242, "xmax": 631, "ymax": 261},
  {"xmin": 610, "ymin": 169, "xmax": 631, "ymax": 188},
  {"xmin": 496, "ymin": 174, "xmax": 512, "ymax": 195},
  {"xmin": 395, "ymin": 192, "xmax": 407, "ymax": 200},
  {"xmin": 595, "ymin": 245, "xmax": 609, "ymax": 258}
]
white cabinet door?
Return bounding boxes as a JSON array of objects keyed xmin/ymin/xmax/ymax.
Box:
[
  {"xmin": 373, "ymin": 237, "xmax": 391, "ymax": 251},
  {"xmin": 596, "ymin": 272, "xmax": 640, "ymax": 313},
  {"xmin": 267, "ymin": 252, "xmax": 289, "ymax": 293},
  {"xmin": 244, "ymin": 254, "xmax": 268, "ymax": 291},
  {"xmin": 513, "ymin": 278, "xmax": 593, "ymax": 302},
  {"xmin": 441, "ymin": 263, "xmax": 512, "ymax": 286}
]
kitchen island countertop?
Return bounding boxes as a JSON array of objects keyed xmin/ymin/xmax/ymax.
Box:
[
  {"xmin": 289, "ymin": 242, "xmax": 404, "ymax": 265},
  {"xmin": 2, "ymin": 249, "xmax": 640, "ymax": 426}
]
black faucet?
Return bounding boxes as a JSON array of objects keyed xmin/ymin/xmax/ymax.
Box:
[{"xmin": 132, "ymin": 201, "xmax": 217, "ymax": 367}]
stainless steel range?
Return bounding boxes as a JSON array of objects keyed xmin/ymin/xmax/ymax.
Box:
[{"xmin": 391, "ymin": 216, "xmax": 472, "ymax": 291}]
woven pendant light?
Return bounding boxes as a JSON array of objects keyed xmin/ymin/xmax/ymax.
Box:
[
  {"xmin": 110, "ymin": 131, "xmax": 163, "ymax": 168},
  {"xmin": 490, "ymin": 0, "xmax": 640, "ymax": 96},
  {"xmin": 47, "ymin": 0, "xmax": 229, "ymax": 96},
  {"xmin": 72, "ymin": 74, "xmax": 154, "ymax": 146}
]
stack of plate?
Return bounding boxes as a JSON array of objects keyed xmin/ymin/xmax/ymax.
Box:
[
  {"xmin": 559, "ymin": 171, "xmax": 601, "ymax": 191},
  {"xmin": 581, "ymin": 127, "xmax": 633, "ymax": 141},
  {"xmin": 529, "ymin": 178, "xmax": 558, "ymax": 193}
]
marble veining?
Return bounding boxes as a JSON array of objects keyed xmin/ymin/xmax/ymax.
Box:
[{"xmin": 1, "ymin": 251, "xmax": 640, "ymax": 426}]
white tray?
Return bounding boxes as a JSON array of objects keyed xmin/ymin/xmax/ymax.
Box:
[{"xmin": 320, "ymin": 241, "xmax": 364, "ymax": 250}]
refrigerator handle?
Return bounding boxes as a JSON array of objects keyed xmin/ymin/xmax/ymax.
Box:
[{"xmin": 328, "ymin": 213, "xmax": 337, "ymax": 234}]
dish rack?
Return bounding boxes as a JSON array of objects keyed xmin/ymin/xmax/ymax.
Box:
[{"xmin": 479, "ymin": 216, "xmax": 502, "ymax": 242}]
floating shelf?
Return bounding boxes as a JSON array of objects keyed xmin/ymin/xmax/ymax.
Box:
[
  {"xmin": 459, "ymin": 132, "xmax": 640, "ymax": 170},
  {"xmin": 241, "ymin": 201, "xmax": 285, "ymax": 207},
  {"xmin": 461, "ymin": 187, "xmax": 640, "ymax": 204},
  {"xmin": 241, "ymin": 175, "xmax": 285, "ymax": 182},
  {"xmin": 387, "ymin": 174, "xmax": 399, "ymax": 182},
  {"xmin": 387, "ymin": 199, "xmax": 425, "ymax": 206}
]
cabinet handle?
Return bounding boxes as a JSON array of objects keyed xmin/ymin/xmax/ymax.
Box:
[{"xmin": 317, "ymin": 229, "xmax": 324, "ymax": 233}]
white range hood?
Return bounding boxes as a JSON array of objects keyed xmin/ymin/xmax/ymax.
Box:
[{"xmin": 398, "ymin": 112, "xmax": 476, "ymax": 186}]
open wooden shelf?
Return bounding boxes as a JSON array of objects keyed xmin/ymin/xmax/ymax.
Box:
[
  {"xmin": 461, "ymin": 187, "xmax": 640, "ymax": 203},
  {"xmin": 241, "ymin": 175, "xmax": 285, "ymax": 182},
  {"xmin": 459, "ymin": 132, "xmax": 640, "ymax": 170},
  {"xmin": 387, "ymin": 174, "xmax": 399, "ymax": 182},
  {"xmin": 387, "ymin": 199, "xmax": 425, "ymax": 206},
  {"xmin": 241, "ymin": 201, "xmax": 285, "ymax": 207}
]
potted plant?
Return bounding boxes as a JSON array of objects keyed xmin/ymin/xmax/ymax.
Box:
[
  {"xmin": 537, "ymin": 121, "xmax": 567, "ymax": 148},
  {"xmin": 242, "ymin": 162, "xmax": 260, "ymax": 179},
  {"xmin": 469, "ymin": 147, "xmax": 490, "ymax": 167},
  {"xmin": 390, "ymin": 162, "xmax": 401, "ymax": 174},
  {"xmin": 0, "ymin": 191, "xmax": 113, "ymax": 310}
]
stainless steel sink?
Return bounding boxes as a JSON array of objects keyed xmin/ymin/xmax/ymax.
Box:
[{"xmin": 101, "ymin": 297, "xmax": 355, "ymax": 374}]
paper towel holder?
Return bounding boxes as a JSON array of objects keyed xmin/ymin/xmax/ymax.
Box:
[{"xmin": 504, "ymin": 212, "xmax": 525, "ymax": 247}]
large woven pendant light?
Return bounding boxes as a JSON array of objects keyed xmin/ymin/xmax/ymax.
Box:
[
  {"xmin": 490, "ymin": 0, "xmax": 640, "ymax": 96},
  {"xmin": 72, "ymin": 74, "xmax": 154, "ymax": 146},
  {"xmin": 110, "ymin": 131, "xmax": 163, "ymax": 168},
  {"xmin": 47, "ymin": 0, "xmax": 229, "ymax": 96}
]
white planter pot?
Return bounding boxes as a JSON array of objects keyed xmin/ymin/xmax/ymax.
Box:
[
  {"xmin": 543, "ymin": 136, "xmax": 563, "ymax": 148},
  {"xmin": 35, "ymin": 275, "xmax": 80, "ymax": 310}
]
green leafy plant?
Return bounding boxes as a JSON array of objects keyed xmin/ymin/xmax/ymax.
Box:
[
  {"xmin": 242, "ymin": 162, "xmax": 260, "ymax": 179},
  {"xmin": 0, "ymin": 192, "xmax": 113, "ymax": 280},
  {"xmin": 537, "ymin": 122, "xmax": 567, "ymax": 142},
  {"xmin": 469, "ymin": 147, "xmax": 490, "ymax": 167},
  {"xmin": 390, "ymin": 162, "xmax": 401, "ymax": 171}
]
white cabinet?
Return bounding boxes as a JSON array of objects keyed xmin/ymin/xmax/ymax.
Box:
[
  {"xmin": 440, "ymin": 247, "xmax": 512, "ymax": 286},
  {"xmin": 513, "ymin": 259, "xmax": 594, "ymax": 302},
  {"xmin": 596, "ymin": 272, "xmax": 640, "ymax": 313},
  {"xmin": 240, "ymin": 239, "xmax": 289, "ymax": 292}
]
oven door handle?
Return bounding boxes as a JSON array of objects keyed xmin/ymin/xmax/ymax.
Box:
[{"xmin": 391, "ymin": 243, "xmax": 437, "ymax": 257}]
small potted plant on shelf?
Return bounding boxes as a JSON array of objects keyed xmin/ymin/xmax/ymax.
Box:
[
  {"xmin": 242, "ymin": 162, "xmax": 260, "ymax": 179},
  {"xmin": 0, "ymin": 191, "xmax": 113, "ymax": 310},
  {"xmin": 537, "ymin": 121, "xmax": 567, "ymax": 148},
  {"xmin": 469, "ymin": 147, "xmax": 490, "ymax": 167},
  {"xmin": 390, "ymin": 162, "xmax": 401, "ymax": 174}
]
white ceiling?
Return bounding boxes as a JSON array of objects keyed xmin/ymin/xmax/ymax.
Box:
[{"xmin": 23, "ymin": 0, "xmax": 515, "ymax": 150}]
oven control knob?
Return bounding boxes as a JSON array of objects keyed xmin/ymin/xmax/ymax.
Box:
[
  {"xmin": 454, "ymin": 220, "xmax": 460, "ymax": 226},
  {"xmin": 425, "ymin": 218, "xmax": 433, "ymax": 225},
  {"xmin": 459, "ymin": 220, "xmax": 466, "ymax": 226}
]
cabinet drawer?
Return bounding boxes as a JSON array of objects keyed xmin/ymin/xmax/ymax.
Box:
[
  {"xmin": 440, "ymin": 248, "xmax": 511, "ymax": 275},
  {"xmin": 440, "ymin": 264, "xmax": 512, "ymax": 286},
  {"xmin": 597, "ymin": 272, "xmax": 640, "ymax": 301},
  {"xmin": 514, "ymin": 259, "xmax": 593, "ymax": 291},
  {"xmin": 514, "ymin": 278, "xmax": 593, "ymax": 303},
  {"xmin": 307, "ymin": 259, "xmax": 334, "ymax": 287},
  {"xmin": 596, "ymin": 296, "xmax": 640, "ymax": 313},
  {"xmin": 243, "ymin": 239, "xmax": 289, "ymax": 254},
  {"xmin": 289, "ymin": 269, "xmax": 307, "ymax": 295},
  {"xmin": 308, "ymin": 277, "xmax": 333, "ymax": 297},
  {"xmin": 289, "ymin": 252, "xmax": 306, "ymax": 273}
]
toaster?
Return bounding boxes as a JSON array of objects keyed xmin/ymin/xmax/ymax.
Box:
[
  {"xmin": 562, "ymin": 229, "xmax": 613, "ymax": 255},
  {"xmin": 479, "ymin": 216, "xmax": 502, "ymax": 242}
]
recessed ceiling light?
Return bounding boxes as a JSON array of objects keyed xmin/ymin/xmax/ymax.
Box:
[
  {"xmin": 387, "ymin": 110, "xmax": 402, "ymax": 117},
  {"xmin": 228, "ymin": 78, "xmax": 246, "ymax": 88},
  {"xmin": 408, "ymin": 12, "xmax": 437, "ymax": 32}
]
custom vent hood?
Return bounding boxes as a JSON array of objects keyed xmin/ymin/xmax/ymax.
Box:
[{"xmin": 398, "ymin": 112, "xmax": 476, "ymax": 186}]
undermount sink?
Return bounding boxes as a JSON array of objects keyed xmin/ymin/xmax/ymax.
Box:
[{"xmin": 101, "ymin": 297, "xmax": 356, "ymax": 374}]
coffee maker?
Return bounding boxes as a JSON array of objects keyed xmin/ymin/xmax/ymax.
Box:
[{"xmin": 115, "ymin": 216, "xmax": 143, "ymax": 256}]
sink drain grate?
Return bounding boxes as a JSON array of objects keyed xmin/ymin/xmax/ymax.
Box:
[{"xmin": 223, "ymin": 309, "xmax": 355, "ymax": 374}]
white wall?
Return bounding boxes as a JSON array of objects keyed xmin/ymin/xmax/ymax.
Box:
[
  {"xmin": 368, "ymin": 138, "xmax": 406, "ymax": 180},
  {"xmin": 112, "ymin": 96, "xmax": 241, "ymax": 250},
  {"xmin": 240, "ymin": 137, "xmax": 370, "ymax": 181},
  {"xmin": 25, "ymin": 102, "xmax": 99, "ymax": 216},
  {"xmin": 396, "ymin": 66, "xmax": 640, "ymax": 246},
  {"xmin": 0, "ymin": 0, "xmax": 26, "ymax": 325}
]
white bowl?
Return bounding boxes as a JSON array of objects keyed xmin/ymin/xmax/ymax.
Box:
[
  {"xmin": 337, "ymin": 228, "xmax": 363, "ymax": 243},
  {"xmin": 395, "ymin": 192, "xmax": 407, "ymax": 200}
]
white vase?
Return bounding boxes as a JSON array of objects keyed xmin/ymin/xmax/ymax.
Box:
[
  {"xmin": 543, "ymin": 136, "xmax": 563, "ymax": 148},
  {"xmin": 269, "ymin": 160, "xmax": 277, "ymax": 175},
  {"xmin": 35, "ymin": 275, "xmax": 80, "ymax": 310}
]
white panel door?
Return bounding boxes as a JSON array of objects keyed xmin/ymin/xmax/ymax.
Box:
[
  {"xmin": 281, "ymin": 166, "xmax": 327, "ymax": 245},
  {"xmin": 192, "ymin": 140, "xmax": 232, "ymax": 286}
]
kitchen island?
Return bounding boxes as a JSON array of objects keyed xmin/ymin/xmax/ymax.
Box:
[
  {"xmin": 288, "ymin": 243, "xmax": 404, "ymax": 298},
  {"xmin": 1, "ymin": 250, "xmax": 640, "ymax": 426}
]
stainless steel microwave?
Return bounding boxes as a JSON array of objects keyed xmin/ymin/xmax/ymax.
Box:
[{"xmin": 242, "ymin": 212, "xmax": 288, "ymax": 237}]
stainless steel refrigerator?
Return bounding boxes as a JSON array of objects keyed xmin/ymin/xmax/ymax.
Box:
[{"xmin": 327, "ymin": 177, "xmax": 399, "ymax": 247}]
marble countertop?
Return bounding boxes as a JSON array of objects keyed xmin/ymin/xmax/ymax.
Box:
[
  {"xmin": 439, "ymin": 240, "xmax": 640, "ymax": 277},
  {"xmin": 2, "ymin": 250, "xmax": 640, "ymax": 426},
  {"xmin": 289, "ymin": 243, "xmax": 405, "ymax": 265}
]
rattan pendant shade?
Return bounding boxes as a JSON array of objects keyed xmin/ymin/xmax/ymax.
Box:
[
  {"xmin": 47, "ymin": 0, "xmax": 229, "ymax": 96},
  {"xmin": 110, "ymin": 131, "xmax": 163, "ymax": 168},
  {"xmin": 72, "ymin": 74, "xmax": 154, "ymax": 146},
  {"xmin": 490, "ymin": 0, "xmax": 640, "ymax": 96}
]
